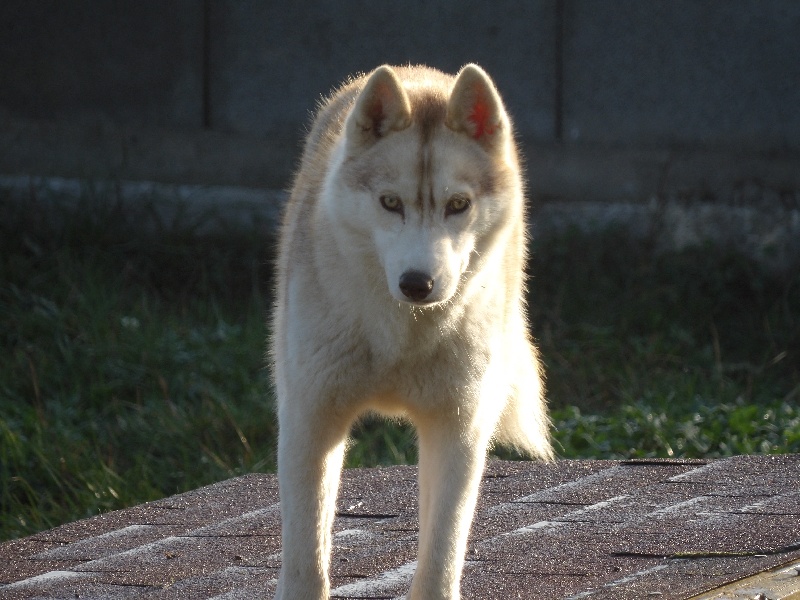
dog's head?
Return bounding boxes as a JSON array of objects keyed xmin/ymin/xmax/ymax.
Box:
[{"xmin": 325, "ymin": 64, "xmax": 522, "ymax": 307}]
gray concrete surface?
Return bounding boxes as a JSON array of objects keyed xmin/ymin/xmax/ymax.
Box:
[
  {"xmin": 2, "ymin": 456, "xmax": 799, "ymax": 599},
  {"xmin": 4, "ymin": 171, "xmax": 799, "ymax": 269}
]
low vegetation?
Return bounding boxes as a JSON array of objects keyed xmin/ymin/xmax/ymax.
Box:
[{"xmin": 1, "ymin": 193, "xmax": 797, "ymax": 540}]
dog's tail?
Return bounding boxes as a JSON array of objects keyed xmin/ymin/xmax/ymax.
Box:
[{"xmin": 493, "ymin": 345, "xmax": 555, "ymax": 461}]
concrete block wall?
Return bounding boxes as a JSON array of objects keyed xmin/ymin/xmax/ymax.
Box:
[
  {"xmin": 207, "ymin": 1, "xmax": 557, "ymax": 143},
  {"xmin": 1, "ymin": 1, "xmax": 799, "ymax": 219},
  {"xmin": 562, "ymin": 1, "xmax": 800, "ymax": 149},
  {"xmin": 0, "ymin": 1, "xmax": 204, "ymax": 130}
]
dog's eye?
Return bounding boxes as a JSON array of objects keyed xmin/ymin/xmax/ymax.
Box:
[
  {"xmin": 380, "ymin": 194, "xmax": 403, "ymax": 214},
  {"xmin": 445, "ymin": 194, "xmax": 471, "ymax": 216}
]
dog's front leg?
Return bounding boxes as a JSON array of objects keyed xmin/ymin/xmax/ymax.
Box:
[
  {"xmin": 274, "ymin": 402, "xmax": 350, "ymax": 600},
  {"xmin": 409, "ymin": 413, "xmax": 490, "ymax": 600}
]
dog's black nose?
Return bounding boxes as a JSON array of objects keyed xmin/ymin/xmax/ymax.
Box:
[{"xmin": 399, "ymin": 270, "xmax": 434, "ymax": 302}]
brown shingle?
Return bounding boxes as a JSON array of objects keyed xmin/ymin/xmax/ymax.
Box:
[{"xmin": 1, "ymin": 455, "xmax": 798, "ymax": 599}]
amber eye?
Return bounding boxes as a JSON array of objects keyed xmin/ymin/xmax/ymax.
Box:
[
  {"xmin": 445, "ymin": 194, "xmax": 471, "ymax": 216},
  {"xmin": 380, "ymin": 194, "xmax": 404, "ymax": 214}
]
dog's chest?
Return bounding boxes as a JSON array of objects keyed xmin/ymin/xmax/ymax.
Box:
[{"xmin": 360, "ymin": 310, "xmax": 483, "ymax": 395}]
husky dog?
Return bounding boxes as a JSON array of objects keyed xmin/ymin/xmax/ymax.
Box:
[{"xmin": 272, "ymin": 64, "xmax": 552, "ymax": 599}]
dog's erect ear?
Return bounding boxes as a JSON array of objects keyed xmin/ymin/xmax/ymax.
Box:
[
  {"xmin": 445, "ymin": 64, "xmax": 507, "ymax": 152},
  {"xmin": 346, "ymin": 65, "xmax": 412, "ymax": 152}
]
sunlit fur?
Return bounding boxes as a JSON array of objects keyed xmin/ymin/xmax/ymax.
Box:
[{"xmin": 272, "ymin": 64, "xmax": 553, "ymax": 600}]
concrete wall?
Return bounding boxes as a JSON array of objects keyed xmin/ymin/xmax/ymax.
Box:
[
  {"xmin": 207, "ymin": 1, "xmax": 556, "ymax": 143},
  {"xmin": 0, "ymin": 1, "xmax": 204, "ymax": 129},
  {"xmin": 1, "ymin": 1, "xmax": 799, "ymax": 206},
  {"xmin": 562, "ymin": 1, "xmax": 800, "ymax": 149}
]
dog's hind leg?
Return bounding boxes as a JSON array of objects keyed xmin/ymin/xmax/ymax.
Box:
[
  {"xmin": 409, "ymin": 412, "xmax": 491, "ymax": 600},
  {"xmin": 274, "ymin": 402, "xmax": 350, "ymax": 600}
]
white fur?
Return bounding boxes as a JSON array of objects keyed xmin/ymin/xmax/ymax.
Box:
[{"xmin": 271, "ymin": 64, "xmax": 552, "ymax": 600}]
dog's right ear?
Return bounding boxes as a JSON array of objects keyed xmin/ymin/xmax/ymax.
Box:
[
  {"xmin": 446, "ymin": 64, "xmax": 508, "ymax": 154},
  {"xmin": 345, "ymin": 65, "xmax": 412, "ymax": 152}
]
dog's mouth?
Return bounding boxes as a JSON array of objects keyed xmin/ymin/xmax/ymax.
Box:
[{"xmin": 400, "ymin": 298, "xmax": 440, "ymax": 309}]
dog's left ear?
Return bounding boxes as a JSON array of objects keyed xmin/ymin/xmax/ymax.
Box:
[{"xmin": 446, "ymin": 64, "xmax": 507, "ymax": 152}]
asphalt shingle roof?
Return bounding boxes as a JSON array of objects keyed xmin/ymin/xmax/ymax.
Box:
[{"xmin": 2, "ymin": 455, "xmax": 799, "ymax": 599}]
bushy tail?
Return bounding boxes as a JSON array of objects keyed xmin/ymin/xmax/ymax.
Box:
[{"xmin": 493, "ymin": 346, "xmax": 554, "ymax": 461}]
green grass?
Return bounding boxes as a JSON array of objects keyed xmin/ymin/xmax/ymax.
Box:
[
  {"xmin": 1, "ymin": 192, "xmax": 798, "ymax": 541},
  {"xmin": 528, "ymin": 232, "xmax": 799, "ymax": 459},
  {"xmin": 1, "ymin": 195, "xmax": 277, "ymax": 540}
]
